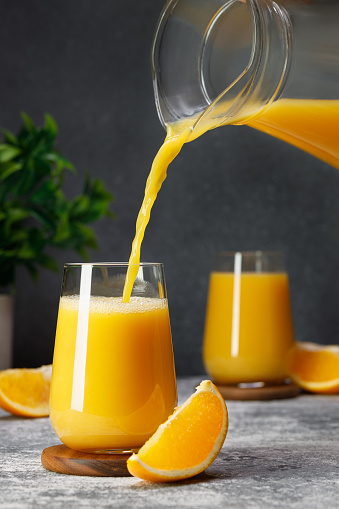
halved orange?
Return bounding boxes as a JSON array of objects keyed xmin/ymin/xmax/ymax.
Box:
[
  {"xmin": 286, "ymin": 342, "xmax": 339, "ymax": 394},
  {"xmin": 127, "ymin": 380, "xmax": 228, "ymax": 482},
  {"xmin": 0, "ymin": 365, "xmax": 52, "ymax": 417}
]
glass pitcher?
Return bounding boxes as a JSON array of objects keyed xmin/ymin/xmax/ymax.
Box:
[{"xmin": 152, "ymin": 0, "xmax": 339, "ymax": 168}]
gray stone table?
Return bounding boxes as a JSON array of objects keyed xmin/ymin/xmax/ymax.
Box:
[{"xmin": 1, "ymin": 377, "xmax": 339, "ymax": 509}]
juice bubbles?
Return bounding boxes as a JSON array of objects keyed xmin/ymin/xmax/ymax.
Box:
[
  {"xmin": 50, "ymin": 265, "xmax": 177, "ymax": 453},
  {"xmin": 203, "ymin": 253, "xmax": 295, "ymax": 385}
]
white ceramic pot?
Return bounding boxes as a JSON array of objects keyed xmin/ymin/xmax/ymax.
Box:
[{"xmin": 0, "ymin": 294, "xmax": 13, "ymax": 370}]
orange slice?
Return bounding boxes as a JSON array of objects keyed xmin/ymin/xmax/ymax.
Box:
[
  {"xmin": 0, "ymin": 365, "xmax": 52, "ymax": 417},
  {"xmin": 127, "ymin": 380, "xmax": 228, "ymax": 482},
  {"xmin": 286, "ymin": 342, "xmax": 339, "ymax": 394}
]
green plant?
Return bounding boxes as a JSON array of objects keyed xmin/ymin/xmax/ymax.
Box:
[{"xmin": 0, "ymin": 113, "xmax": 115, "ymax": 289}]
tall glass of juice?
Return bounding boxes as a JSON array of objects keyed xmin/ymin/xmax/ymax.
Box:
[
  {"xmin": 50, "ymin": 262, "xmax": 177, "ymax": 454},
  {"xmin": 203, "ymin": 251, "xmax": 295, "ymax": 387}
]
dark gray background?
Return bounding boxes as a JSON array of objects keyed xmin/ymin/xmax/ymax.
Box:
[{"xmin": 1, "ymin": 0, "xmax": 339, "ymax": 375}]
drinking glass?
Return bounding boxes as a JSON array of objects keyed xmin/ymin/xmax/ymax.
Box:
[
  {"xmin": 203, "ymin": 251, "xmax": 295, "ymax": 386},
  {"xmin": 50, "ymin": 263, "xmax": 177, "ymax": 454}
]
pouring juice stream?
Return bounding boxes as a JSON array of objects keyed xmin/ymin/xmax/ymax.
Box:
[
  {"xmin": 122, "ymin": 122, "xmax": 193, "ymax": 302},
  {"xmin": 123, "ymin": 97, "xmax": 339, "ymax": 302}
]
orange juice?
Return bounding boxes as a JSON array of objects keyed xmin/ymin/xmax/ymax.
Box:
[
  {"xmin": 247, "ymin": 99, "xmax": 339, "ymax": 170},
  {"xmin": 50, "ymin": 295, "xmax": 177, "ymax": 452},
  {"xmin": 203, "ymin": 272, "xmax": 295, "ymax": 385}
]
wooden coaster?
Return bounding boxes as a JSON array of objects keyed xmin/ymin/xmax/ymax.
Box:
[
  {"xmin": 216, "ymin": 383, "xmax": 300, "ymax": 401},
  {"xmin": 41, "ymin": 445, "xmax": 132, "ymax": 477}
]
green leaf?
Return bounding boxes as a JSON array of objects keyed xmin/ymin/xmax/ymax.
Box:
[
  {"xmin": 6, "ymin": 208, "xmax": 30, "ymax": 223},
  {"xmin": 38, "ymin": 253, "xmax": 59, "ymax": 272},
  {"xmin": 80, "ymin": 174, "xmax": 114, "ymax": 222},
  {"xmin": 20, "ymin": 112, "xmax": 36, "ymax": 133},
  {"xmin": 0, "ymin": 161, "xmax": 22, "ymax": 180},
  {"xmin": 30, "ymin": 180, "xmax": 58, "ymax": 205},
  {"xmin": 72, "ymin": 223, "xmax": 98, "ymax": 249},
  {"xmin": 44, "ymin": 113, "xmax": 58, "ymax": 138},
  {"xmin": 16, "ymin": 164, "xmax": 38, "ymax": 195},
  {"xmin": 2, "ymin": 129, "xmax": 18, "ymax": 146},
  {"xmin": 18, "ymin": 242, "xmax": 38, "ymax": 259},
  {"xmin": 71, "ymin": 195, "xmax": 90, "ymax": 217},
  {"xmin": 52, "ymin": 211, "xmax": 71, "ymax": 244},
  {"xmin": 0, "ymin": 144, "xmax": 22, "ymax": 162},
  {"xmin": 28, "ymin": 208, "xmax": 55, "ymax": 230},
  {"xmin": 1, "ymin": 229, "xmax": 28, "ymax": 245},
  {"xmin": 54, "ymin": 153, "xmax": 75, "ymax": 172}
]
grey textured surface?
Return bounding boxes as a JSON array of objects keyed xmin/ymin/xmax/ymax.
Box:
[
  {"xmin": 1, "ymin": 0, "xmax": 339, "ymax": 375},
  {"xmin": 1, "ymin": 377, "xmax": 339, "ymax": 509}
]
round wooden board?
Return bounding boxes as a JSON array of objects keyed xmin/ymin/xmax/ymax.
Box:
[
  {"xmin": 216, "ymin": 383, "xmax": 300, "ymax": 401},
  {"xmin": 41, "ymin": 445, "xmax": 132, "ymax": 477}
]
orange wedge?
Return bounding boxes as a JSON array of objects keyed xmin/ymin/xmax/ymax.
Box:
[
  {"xmin": 286, "ymin": 342, "xmax": 339, "ymax": 394},
  {"xmin": 0, "ymin": 365, "xmax": 52, "ymax": 417},
  {"xmin": 127, "ymin": 380, "xmax": 228, "ymax": 482}
]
